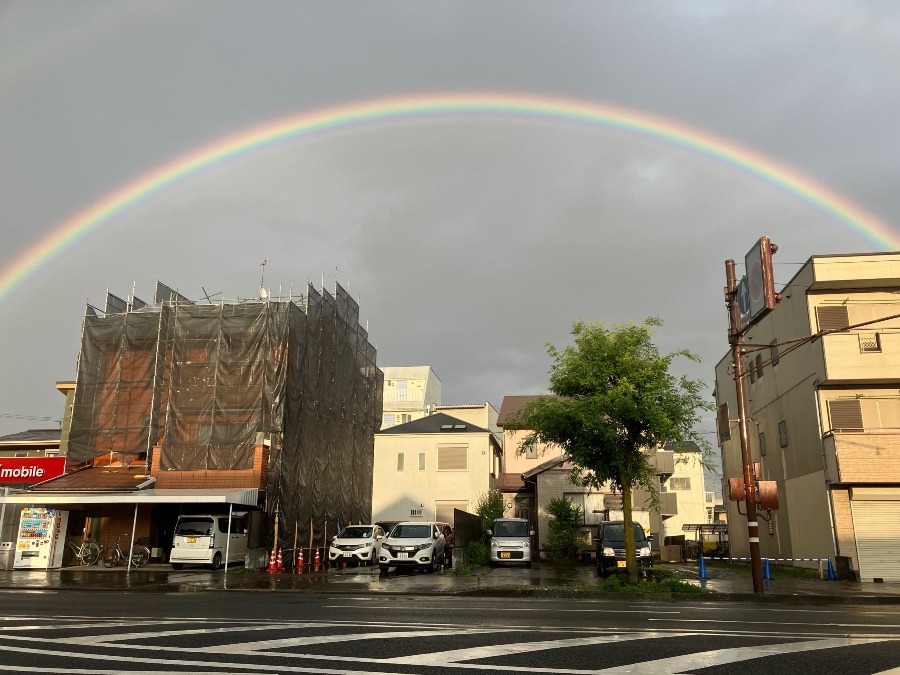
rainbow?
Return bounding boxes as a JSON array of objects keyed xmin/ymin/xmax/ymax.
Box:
[{"xmin": 2, "ymin": 92, "xmax": 897, "ymax": 305}]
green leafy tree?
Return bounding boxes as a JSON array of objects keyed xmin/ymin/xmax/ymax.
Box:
[
  {"xmin": 511, "ymin": 318, "xmax": 712, "ymax": 583},
  {"xmin": 545, "ymin": 497, "xmax": 585, "ymax": 560},
  {"xmin": 474, "ymin": 489, "xmax": 505, "ymax": 528}
]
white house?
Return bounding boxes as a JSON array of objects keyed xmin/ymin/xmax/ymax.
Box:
[{"xmin": 371, "ymin": 412, "xmax": 502, "ymax": 524}]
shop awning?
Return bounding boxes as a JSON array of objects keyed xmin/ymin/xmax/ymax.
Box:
[{"xmin": 0, "ymin": 487, "xmax": 258, "ymax": 507}]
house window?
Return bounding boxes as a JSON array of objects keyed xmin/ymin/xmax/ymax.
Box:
[
  {"xmin": 755, "ymin": 354, "xmax": 763, "ymax": 379},
  {"xmin": 45, "ymin": 451, "xmax": 59, "ymax": 457},
  {"xmin": 397, "ymin": 414, "xmax": 411, "ymax": 424},
  {"xmin": 770, "ymin": 340, "xmax": 779, "ymax": 366},
  {"xmin": 437, "ymin": 446, "xmax": 467, "ymax": 471},
  {"xmin": 748, "ymin": 357, "xmax": 756, "ymax": 384},
  {"xmin": 778, "ymin": 420, "xmax": 788, "ymax": 448},
  {"xmin": 758, "ymin": 431, "xmax": 767, "ymax": 456},
  {"xmin": 435, "ymin": 501, "xmax": 467, "ymax": 524},
  {"xmin": 382, "ymin": 414, "xmax": 393, "ymax": 427},
  {"xmin": 397, "ymin": 453, "xmax": 405, "ymax": 471},
  {"xmin": 525, "ymin": 447, "xmax": 538, "ymax": 459},
  {"xmin": 859, "ymin": 332, "xmax": 882, "ymax": 353},
  {"xmin": 669, "ymin": 477, "xmax": 691, "ymax": 491},
  {"xmin": 409, "ymin": 508, "xmax": 422, "ymax": 518},
  {"xmin": 395, "ymin": 380, "xmax": 407, "ymax": 402},
  {"xmin": 816, "ymin": 305, "xmax": 850, "ymax": 331},
  {"xmin": 827, "ymin": 399, "xmax": 864, "ymax": 432},
  {"xmin": 418, "ymin": 452, "xmax": 426, "ymax": 471}
]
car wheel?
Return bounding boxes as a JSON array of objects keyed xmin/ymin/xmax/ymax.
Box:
[
  {"xmin": 526, "ymin": 561, "xmax": 532, "ymax": 569},
  {"xmin": 211, "ymin": 552, "xmax": 222, "ymax": 571},
  {"xmin": 379, "ymin": 565, "xmax": 389, "ymax": 575},
  {"xmin": 171, "ymin": 563, "xmax": 184, "ymax": 571},
  {"xmin": 430, "ymin": 551, "xmax": 440, "ymax": 573},
  {"xmin": 489, "ymin": 561, "xmax": 498, "ymax": 568}
]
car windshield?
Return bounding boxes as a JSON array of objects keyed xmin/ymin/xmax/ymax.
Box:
[
  {"xmin": 176, "ymin": 519, "xmax": 213, "ymax": 536},
  {"xmin": 602, "ymin": 523, "xmax": 646, "ymax": 543},
  {"xmin": 392, "ymin": 524, "xmax": 432, "ymax": 539},
  {"xmin": 494, "ymin": 521, "xmax": 530, "ymax": 537},
  {"xmin": 338, "ymin": 526, "xmax": 373, "ymax": 539}
]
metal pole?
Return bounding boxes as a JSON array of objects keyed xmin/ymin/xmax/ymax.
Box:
[
  {"xmin": 726, "ymin": 259, "xmax": 765, "ymax": 594},
  {"xmin": 225, "ymin": 504, "xmax": 232, "ymax": 573},
  {"xmin": 127, "ymin": 503, "xmax": 138, "ymax": 573}
]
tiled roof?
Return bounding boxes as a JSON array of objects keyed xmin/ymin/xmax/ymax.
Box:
[
  {"xmin": 496, "ymin": 395, "xmax": 541, "ymax": 427},
  {"xmin": 28, "ymin": 466, "xmax": 155, "ymax": 492},
  {"xmin": 495, "ymin": 472, "xmax": 529, "ymax": 492},
  {"xmin": 0, "ymin": 429, "xmax": 61, "ymax": 444}
]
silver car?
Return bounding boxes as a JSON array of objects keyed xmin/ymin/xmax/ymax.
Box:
[
  {"xmin": 488, "ymin": 518, "xmax": 535, "ymax": 568},
  {"xmin": 328, "ymin": 524, "xmax": 385, "ymax": 567}
]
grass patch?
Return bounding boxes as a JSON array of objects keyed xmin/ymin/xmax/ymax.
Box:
[{"xmin": 597, "ymin": 573, "xmax": 706, "ymax": 594}]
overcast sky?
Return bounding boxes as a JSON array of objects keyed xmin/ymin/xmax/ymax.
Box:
[{"xmin": 3, "ymin": 2, "xmax": 900, "ymax": 487}]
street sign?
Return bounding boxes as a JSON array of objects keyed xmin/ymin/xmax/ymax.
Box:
[{"xmin": 743, "ymin": 236, "xmax": 778, "ymax": 326}]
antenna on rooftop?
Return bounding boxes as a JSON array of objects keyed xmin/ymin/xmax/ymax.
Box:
[{"xmin": 259, "ymin": 259, "xmax": 270, "ymax": 300}]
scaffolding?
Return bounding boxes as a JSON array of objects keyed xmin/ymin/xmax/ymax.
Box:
[{"xmin": 67, "ymin": 282, "xmax": 383, "ymax": 547}]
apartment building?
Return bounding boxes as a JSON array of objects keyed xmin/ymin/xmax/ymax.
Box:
[
  {"xmin": 380, "ymin": 367, "xmax": 441, "ymax": 429},
  {"xmin": 715, "ymin": 252, "xmax": 900, "ymax": 582}
]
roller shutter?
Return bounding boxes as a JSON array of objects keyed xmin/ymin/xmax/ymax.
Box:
[{"xmin": 851, "ymin": 500, "xmax": 900, "ymax": 582}]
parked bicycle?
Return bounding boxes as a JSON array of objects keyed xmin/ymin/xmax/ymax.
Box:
[
  {"xmin": 101, "ymin": 533, "xmax": 150, "ymax": 568},
  {"xmin": 67, "ymin": 539, "xmax": 101, "ymax": 566}
]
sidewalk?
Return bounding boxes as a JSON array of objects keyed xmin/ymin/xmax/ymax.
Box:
[{"xmin": 0, "ymin": 562, "xmax": 898, "ymax": 603}]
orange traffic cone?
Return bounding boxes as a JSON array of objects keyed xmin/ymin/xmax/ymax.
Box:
[
  {"xmin": 295, "ymin": 547, "xmax": 305, "ymax": 573},
  {"xmin": 265, "ymin": 548, "xmax": 277, "ymax": 573},
  {"xmin": 275, "ymin": 547, "xmax": 284, "ymax": 572},
  {"xmin": 312, "ymin": 547, "xmax": 321, "ymax": 572}
]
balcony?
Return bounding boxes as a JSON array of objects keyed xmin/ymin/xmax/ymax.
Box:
[
  {"xmin": 822, "ymin": 431, "xmax": 900, "ymax": 484},
  {"xmin": 650, "ymin": 449, "xmax": 675, "ymax": 477},
  {"xmin": 820, "ymin": 332, "xmax": 900, "ymax": 383}
]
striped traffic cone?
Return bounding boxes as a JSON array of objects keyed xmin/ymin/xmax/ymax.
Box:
[
  {"xmin": 312, "ymin": 547, "xmax": 321, "ymax": 572},
  {"xmin": 275, "ymin": 547, "xmax": 284, "ymax": 572},
  {"xmin": 265, "ymin": 547, "xmax": 277, "ymax": 573},
  {"xmin": 295, "ymin": 547, "xmax": 305, "ymax": 573}
]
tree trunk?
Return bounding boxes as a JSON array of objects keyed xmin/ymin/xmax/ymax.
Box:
[{"xmin": 622, "ymin": 481, "xmax": 638, "ymax": 584}]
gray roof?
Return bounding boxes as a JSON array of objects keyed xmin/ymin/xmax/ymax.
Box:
[
  {"xmin": 378, "ymin": 412, "xmax": 489, "ymax": 435},
  {"xmin": 0, "ymin": 429, "xmax": 61, "ymax": 444}
]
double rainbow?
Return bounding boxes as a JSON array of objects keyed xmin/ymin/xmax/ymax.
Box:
[{"xmin": 1, "ymin": 92, "xmax": 896, "ymax": 305}]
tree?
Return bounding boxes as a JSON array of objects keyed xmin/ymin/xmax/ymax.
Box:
[
  {"xmin": 510, "ymin": 318, "xmax": 712, "ymax": 583},
  {"xmin": 474, "ymin": 489, "xmax": 505, "ymax": 528},
  {"xmin": 545, "ymin": 497, "xmax": 586, "ymax": 560}
]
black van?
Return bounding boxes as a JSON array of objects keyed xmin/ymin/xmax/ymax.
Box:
[{"xmin": 595, "ymin": 521, "xmax": 653, "ymax": 577}]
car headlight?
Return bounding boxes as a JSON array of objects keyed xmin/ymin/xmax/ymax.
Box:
[
  {"xmin": 522, "ymin": 540, "xmax": 530, "ymax": 548},
  {"xmin": 491, "ymin": 539, "xmax": 499, "ymax": 547},
  {"xmin": 639, "ymin": 546, "xmax": 651, "ymax": 557},
  {"xmin": 415, "ymin": 543, "xmax": 432, "ymax": 551},
  {"xmin": 602, "ymin": 547, "xmax": 615, "ymax": 557}
]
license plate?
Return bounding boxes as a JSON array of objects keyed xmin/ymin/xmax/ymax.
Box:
[
  {"xmin": 343, "ymin": 552, "xmax": 353, "ymax": 558},
  {"xmin": 500, "ymin": 552, "xmax": 511, "ymax": 559},
  {"xmin": 397, "ymin": 552, "xmax": 407, "ymax": 559},
  {"xmin": 187, "ymin": 537, "xmax": 197, "ymax": 544},
  {"xmin": 617, "ymin": 560, "xmax": 626, "ymax": 568}
]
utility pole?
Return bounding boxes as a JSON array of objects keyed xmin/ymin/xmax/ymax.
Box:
[{"xmin": 725, "ymin": 259, "xmax": 765, "ymax": 594}]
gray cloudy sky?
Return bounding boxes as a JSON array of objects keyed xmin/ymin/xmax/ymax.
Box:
[{"xmin": 3, "ymin": 2, "xmax": 900, "ymax": 467}]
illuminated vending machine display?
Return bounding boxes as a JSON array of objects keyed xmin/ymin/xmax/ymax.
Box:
[{"xmin": 13, "ymin": 507, "xmax": 69, "ymax": 569}]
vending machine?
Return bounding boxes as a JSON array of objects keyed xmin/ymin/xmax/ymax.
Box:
[{"xmin": 13, "ymin": 507, "xmax": 69, "ymax": 569}]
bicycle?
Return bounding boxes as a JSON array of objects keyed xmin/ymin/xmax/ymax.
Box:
[
  {"xmin": 101, "ymin": 533, "xmax": 150, "ymax": 568},
  {"xmin": 67, "ymin": 539, "xmax": 101, "ymax": 566}
]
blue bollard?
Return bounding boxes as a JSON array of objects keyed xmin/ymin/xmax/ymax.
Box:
[
  {"xmin": 826, "ymin": 558, "xmax": 837, "ymax": 581},
  {"xmin": 698, "ymin": 554, "xmax": 707, "ymax": 580},
  {"xmin": 763, "ymin": 557, "xmax": 773, "ymax": 580}
]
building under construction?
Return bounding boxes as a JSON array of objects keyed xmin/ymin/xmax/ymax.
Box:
[{"xmin": 13, "ymin": 281, "xmax": 382, "ymax": 563}]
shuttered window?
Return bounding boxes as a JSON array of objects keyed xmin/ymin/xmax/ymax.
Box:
[
  {"xmin": 758, "ymin": 431, "xmax": 767, "ymax": 456},
  {"xmin": 437, "ymin": 445, "xmax": 467, "ymax": 471},
  {"xmin": 770, "ymin": 340, "xmax": 779, "ymax": 366},
  {"xmin": 778, "ymin": 420, "xmax": 788, "ymax": 448},
  {"xmin": 827, "ymin": 399, "xmax": 864, "ymax": 432},
  {"xmin": 816, "ymin": 305, "xmax": 850, "ymax": 331},
  {"xmin": 755, "ymin": 354, "xmax": 764, "ymax": 379}
]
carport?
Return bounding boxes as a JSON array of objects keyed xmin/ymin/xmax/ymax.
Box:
[{"xmin": 0, "ymin": 487, "xmax": 258, "ymax": 572}]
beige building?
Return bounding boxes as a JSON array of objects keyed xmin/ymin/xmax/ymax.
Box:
[
  {"xmin": 380, "ymin": 367, "xmax": 442, "ymax": 430},
  {"xmin": 714, "ymin": 252, "xmax": 900, "ymax": 582}
]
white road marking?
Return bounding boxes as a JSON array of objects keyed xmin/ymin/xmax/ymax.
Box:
[{"xmin": 594, "ymin": 636, "xmax": 892, "ymax": 674}]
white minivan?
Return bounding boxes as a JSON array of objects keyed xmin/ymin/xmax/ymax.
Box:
[{"xmin": 170, "ymin": 513, "xmax": 248, "ymax": 570}]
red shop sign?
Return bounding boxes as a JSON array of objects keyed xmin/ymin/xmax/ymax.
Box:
[{"xmin": 0, "ymin": 457, "xmax": 65, "ymax": 483}]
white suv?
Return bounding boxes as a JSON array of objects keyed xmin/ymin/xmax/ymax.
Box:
[{"xmin": 378, "ymin": 521, "xmax": 445, "ymax": 574}]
